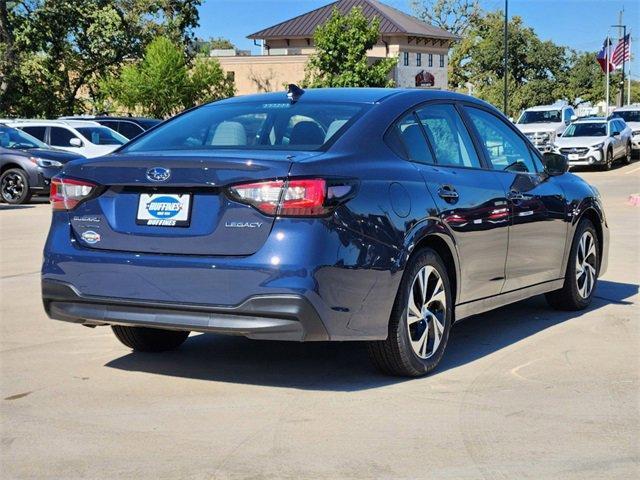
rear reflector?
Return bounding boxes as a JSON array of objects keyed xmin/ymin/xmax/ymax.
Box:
[
  {"xmin": 227, "ymin": 178, "xmax": 332, "ymax": 217},
  {"xmin": 50, "ymin": 177, "xmax": 97, "ymax": 211}
]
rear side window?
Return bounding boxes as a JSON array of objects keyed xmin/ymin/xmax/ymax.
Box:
[
  {"xmin": 415, "ymin": 104, "xmax": 481, "ymax": 168},
  {"xmin": 118, "ymin": 121, "xmax": 144, "ymax": 139},
  {"xmin": 466, "ymin": 106, "xmax": 537, "ymax": 173},
  {"xmin": 123, "ymin": 101, "xmax": 367, "ymax": 153},
  {"xmin": 21, "ymin": 126, "xmax": 46, "ymax": 142},
  {"xmin": 385, "ymin": 113, "xmax": 434, "ymax": 164},
  {"xmin": 50, "ymin": 127, "xmax": 78, "ymax": 147}
]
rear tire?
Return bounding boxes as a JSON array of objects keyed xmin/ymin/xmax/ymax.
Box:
[
  {"xmin": 368, "ymin": 249, "xmax": 453, "ymax": 377},
  {"xmin": 545, "ymin": 219, "xmax": 599, "ymax": 311},
  {"xmin": 0, "ymin": 168, "xmax": 32, "ymax": 204},
  {"xmin": 112, "ymin": 325, "xmax": 190, "ymax": 352}
]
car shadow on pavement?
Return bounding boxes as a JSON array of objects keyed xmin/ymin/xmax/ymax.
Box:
[
  {"xmin": 0, "ymin": 204, "xmax": 35, "ymax": 210},
  {"xmin": 105, "ymin": 280, "xmax": 637, "ymax": 392}
]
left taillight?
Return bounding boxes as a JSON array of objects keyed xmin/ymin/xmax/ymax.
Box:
[{"xmin": 50, "ymin": 177, "xmax": 97, "ymax": 211}]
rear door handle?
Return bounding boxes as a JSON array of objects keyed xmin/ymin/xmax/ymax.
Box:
[{"xmin": 438, "ymin": 185, "xmax": 459, "ymax": 201}]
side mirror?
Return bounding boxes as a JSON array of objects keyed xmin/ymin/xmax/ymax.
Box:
[
  {"xmin": 556, "ymin": 132, "xmax": 562, "ymax": 137},
  {"xmin": 612, "ymin": 131, "xmax": 620, "ymax": 137},
  {"xmin": 542, "ymin": 152, "xmax": 569, "ymax": 176},
  {"xmin": 69, "ymin": 137, "xmax": 82, "ymax": 147}
]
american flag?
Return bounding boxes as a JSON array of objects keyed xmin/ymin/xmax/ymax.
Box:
[{"xmin": 611, "ymin": 34, "xmax": 631, "ymax": 70}]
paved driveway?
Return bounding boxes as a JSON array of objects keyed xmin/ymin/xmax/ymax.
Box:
[{"xmin": 1, "ymin": 162, "xmax": 638, "ymax": 479}]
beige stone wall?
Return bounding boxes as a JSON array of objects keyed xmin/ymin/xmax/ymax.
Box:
[{"xmin": 217, "ymin": 55, "xmax": 309, "ymax": 96}]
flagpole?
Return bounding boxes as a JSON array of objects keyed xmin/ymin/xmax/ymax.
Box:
[{"xmin": 606, "ymin": 34, "xmax": 610, "ymax": 115}]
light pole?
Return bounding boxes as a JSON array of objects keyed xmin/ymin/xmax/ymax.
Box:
[{"xmin": 503, "ymin": 0, "xmax": 508, "ymax": 115}]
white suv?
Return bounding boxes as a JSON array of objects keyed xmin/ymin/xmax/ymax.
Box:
[
  {"xmin": 611, "ymin": 105, "xmax": 640, "ymax": 152},
  {"xmin": 515, "ymin": 103, "xmax": 575, "ymax": 152},
  {"xmin": 554, "ymin": 117, "xmax": 633, "ymax": 170},
  {"xmin": 7, "ymin": 120, "xmax": 127, "ymax": 158}
]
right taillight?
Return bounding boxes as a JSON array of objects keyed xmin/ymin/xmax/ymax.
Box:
[
  {"xmin": 227, "ymin": 178, "xmax": 354, "ymax": 217},
  {"xmin": 50, "ymin": 177, "xmax": 97, "ymax": 211}
]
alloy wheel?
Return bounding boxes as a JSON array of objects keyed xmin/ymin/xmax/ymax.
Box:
[
  {"xmin": 576, "ymin": 231, "xmax": 597, "ymax": 299},
  {"xmin": 1, "ymin": 171, "xmax": 25, "ymax": 202},
  {"xmin": 407, "ymin": 266, "xmax": 447, "ymax": 359}
]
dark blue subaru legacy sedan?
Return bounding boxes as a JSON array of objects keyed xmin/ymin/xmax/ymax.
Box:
[{"xmin": 42, "ymin": 88, "xmax": 608, "ymax": 376}]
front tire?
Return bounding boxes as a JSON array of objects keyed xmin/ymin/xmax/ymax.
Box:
[
  {"xmin": 368, "ymin": 249, "xmax": 453, "ymax": 377},
  {"xmin": 545, "ymin": 219, "xmax": 599, "ymax": 311},
  {"xmin": 600, "ymin": 148, "xmax": 613, "ymax": 171},
  {"xmin": 0, "ymin": 168, "xmax": 32, "ymax": 204},
  {"xmin": 623, "ymin": 143, "xmax": 632, "ymax": 165},
  {"xmin": 112, "ymin": 325, "xmax": 190, "ymax": 352}
]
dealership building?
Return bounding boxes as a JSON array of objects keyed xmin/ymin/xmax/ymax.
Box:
[{"xmin": 213, "ymin": 0, "xmax": 456, "ymax": 95}]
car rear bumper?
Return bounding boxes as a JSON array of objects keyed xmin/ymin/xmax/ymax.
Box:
[{"xmin": 43, "ymin": 279, "xmax": 329, "ymax": 341}]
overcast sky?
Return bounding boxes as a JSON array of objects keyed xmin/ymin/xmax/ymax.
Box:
[{"xmin": 196, "ymin": 0, "xmax": 639, "ymax": 78}]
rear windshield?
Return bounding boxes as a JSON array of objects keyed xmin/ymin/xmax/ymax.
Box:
[
  {"xmin": 122, "ymin": 101, "xmax": 367, "ymax": 153},
  {"xmin": 77, "ymin": 127, "xmax": 127, "ymax": 145}
]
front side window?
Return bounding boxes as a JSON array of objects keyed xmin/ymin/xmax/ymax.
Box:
[
  {"xmin": 77, "ymin": 127, "xmax": 127, "ymax": 145},
  {"xmin": 385, "ymin": 113, "xmax": 434, "ymax": 164},
  {"xmin": 123, "ymin": 101, "xmax": 366, "ymax": 153},
  {"xmin": 562, "ymin": 123, "xmax": 607, "ymax": 137},
  {"xmin": 0, "ymin": 126, "xmax": 48, "ymax": 150},
  {"xmin": 50, "ymin": 127, "xmax": 78, "ymax": 147},
  {"xmin": 466, "ymin": 106, "xmax": 537, "ymax": 173},
  {"xmin": 118, "ymin": 121, "xmax": 144, "ymax": 139},
  {"xmin": 415, "ymin": 104, "xmax": 481, "ymax": 168}
]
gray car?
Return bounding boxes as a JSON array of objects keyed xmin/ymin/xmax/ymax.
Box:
[{"xmin": 0, "ymin": 124, "xmax": 85, "ymax": 204}]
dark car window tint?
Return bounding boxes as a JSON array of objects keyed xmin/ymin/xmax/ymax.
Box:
[
  {"xmin": 415, "ymin": 104, "xmax": 480, "ymax": 168},
  {"xmin": 98, "ymin": 120, "xmax": 119, "ymax": 131},
  {"xmin": 387, "ymin": 113, "xmax": 434, "ymax": 164},
  {"xmin": 465, "ymin": 107, "xmax": 537, "ymax": 173},
  {"xmin": 123, "ymin": 102, "xmax": 366, "ymax": 153},
  {"xmin": 21, "ymin": 126, "xmax": 46, "ymax": 142},
  {"xmin": 117, "ymin": 121, "xmax": 143, "ymax": 139},
  {"xmin": 50, "ymin": 127, "xmax": 78, "ymax": 147}
]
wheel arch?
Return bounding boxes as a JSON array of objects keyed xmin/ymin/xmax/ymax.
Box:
[{"xmin": 1, "ymin": 162, "xmax": 25, "ymax": 175}]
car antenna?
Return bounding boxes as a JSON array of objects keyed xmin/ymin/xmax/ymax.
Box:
[{"xmin": 287, "ymin": 84, "xmax": 304, "ymax": 103}]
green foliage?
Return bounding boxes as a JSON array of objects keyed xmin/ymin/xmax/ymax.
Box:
[
  {"xmin": 303, "ymin": 7, "xmax": 396, "ymax": 88},
  {"xmin": 103, "ymin": 37, "xmax": 234, "ymax": 118},
  {"xmin": 196, "ymin": 37, "xmax": 236, "ymax": 56},
  {"xmin": 410, "ymin": 0, "xmax": 480, "ymax": 36},
  {"xmin": 0, "ymin": 0, "xmax": 202, "ymax": 117}
]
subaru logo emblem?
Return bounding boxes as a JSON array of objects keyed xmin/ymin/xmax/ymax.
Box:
[{"xmin": 146, "ymin": 167, "xmax": 171, "ymax": 182}]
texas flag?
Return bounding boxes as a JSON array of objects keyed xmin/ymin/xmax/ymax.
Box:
[{"xmin": 596, "ymin": 37, "xmax": 614, "ymax": 73}]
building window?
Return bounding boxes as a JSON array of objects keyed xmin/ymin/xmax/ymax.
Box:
[
  {"xmin": 428, "ymin": 54, "xmax": 433, "ymax": 67},
  {"xmin": 416, "ymin": 53, "xmax": 421, "ymax": 67},
  {"xmin": 403, "ymin": 52, "xmax": 409, "ymax": 66},
  {"xmin": 439, "ymin": 54, "xmax": 445, "ymax": 68}
]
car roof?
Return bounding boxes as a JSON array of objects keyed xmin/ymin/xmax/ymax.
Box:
[
  {"xmin": 7, "ymin": 119, "xmax": 102, "ymax": 128},
  {"xmin": 210, "ymin": 87, "xmax": 474, "ymax": 106},
  {"xmin": 613, "ymin": 105, "xmax": 640, "ymax": 112},
  {"xmin": 59, "ymin": 115, "xmax": 160, "ymax": 122},
  {"xmin": 574, "ymin": 117, "xmax": 608, "ymax": 123},
  {"xmin": 524, "ymin": 105, "xmax": 566, "ymax": 112}
]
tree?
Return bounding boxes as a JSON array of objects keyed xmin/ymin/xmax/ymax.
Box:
[
  {"xmin": 0, "ymin": 0, "xmax": 202, "ymax": 117},
  {"xmin": 196, "ymin": 37, "xmax": 235, "ymax": 56},
  {"xmin": 303, "ymin": 7, "xmax": 396, "ymax": 88},
  {"xmin": 450, "ymin": 11, "xmax": 570, "ymax": 117},
  {"xmin": 103, "ymin": 36, "xmax": 234, "ymax": 118},
  {"xmin": 410, "ymin": 0, "xmax": 480, "ymax": 37}
]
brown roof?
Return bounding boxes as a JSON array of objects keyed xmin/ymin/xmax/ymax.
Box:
[{"xmin": 247, "ymin": 0, "xmax": 456, "ymax": 41}]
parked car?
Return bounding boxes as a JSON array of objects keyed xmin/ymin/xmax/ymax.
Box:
[
  {"xmin": 42, "ymin": 88, "xmax": 609, "ymax": 377},
  {"xmin": 515, "ymin": 103, "xmax": 576, "ymax": 152},
  {"xmin": 58, "ymin": 116, "xmax": 161, "ymax": 140},
  {"xmin": 611, "ymin": 105, "xmax": 640, "ymax": 152},
  {"xmin": 554, "ymin": 117, "xmax": 633, "ymax": 170},
  {"xmin": 8, "ymin": 120, "xmax": 127, "ymax": 158},
  {"xmin": 0, "ymin": 123, "xmax": 85, "ymax": 204}
]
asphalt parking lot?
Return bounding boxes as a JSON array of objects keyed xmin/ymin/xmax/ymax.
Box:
[{"xmin": 1, "ymin": 162, "xmax": 639, "ymax": 479}]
